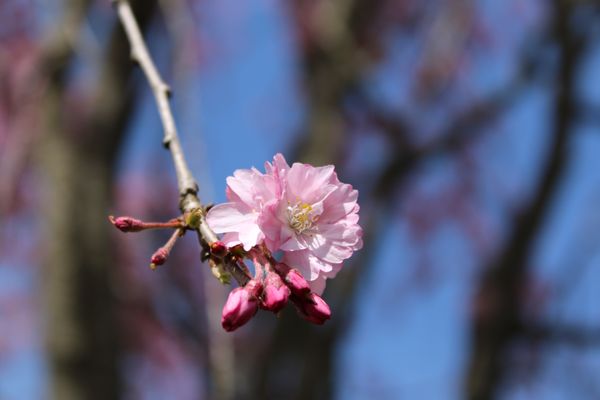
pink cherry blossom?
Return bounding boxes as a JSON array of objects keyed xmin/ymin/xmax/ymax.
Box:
[{"xmin": 206, "ymin": 153, "xmax": 362, "ymax": 294}]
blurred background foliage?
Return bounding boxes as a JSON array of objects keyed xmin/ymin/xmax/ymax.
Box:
[{"xmin": 2, "ymin": 0, "xmax": 600, "ymax": 399}]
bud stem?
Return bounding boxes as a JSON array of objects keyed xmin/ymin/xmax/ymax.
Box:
[
  {"xmin": 249, "ymin": 249, "xmax": 268, "ymax": 280},
  {"xmin": 149, "ymin": 227, "xmax": 184, "ymax": 269},
  {"xmin": 109, "ymin": 215, "xmax": 183, "ymax": 232},
  {"xmin": 235, "ymin": 258, "xmax": 253, "ymax": 279},
  {"xmin": 143, "ymin": 220, "xmax": 184, "ymax": 229}
]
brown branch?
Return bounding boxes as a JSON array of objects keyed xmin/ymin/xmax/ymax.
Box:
[
  {"xmin": 112, "ymin": 0, "xmax": 248, "ymax": 286},
  {"xmin": 113, "ymin": 0, "xmax": 197, "ymax": 199}
]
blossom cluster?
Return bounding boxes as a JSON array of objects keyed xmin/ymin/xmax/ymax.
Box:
[
  {"xmin": 109, "ymin": 154, "xmax": 362, "ymax": 332},
  {"xmin": 207, "ymin": 153, "xmax": 362, "ymax": 331}
]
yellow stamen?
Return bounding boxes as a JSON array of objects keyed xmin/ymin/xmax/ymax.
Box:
[{"xmin": 287, "ymin": 202, "xmax": 315, "ymax": 234}]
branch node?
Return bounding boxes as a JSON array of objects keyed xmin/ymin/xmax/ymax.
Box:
[
  {"xmin": 164, "ymin": 84, "xmax": 172, "ymax": 98},
  {"xmin": 130, "ymin": 51, "xmax": 139, "ymax": 65}
]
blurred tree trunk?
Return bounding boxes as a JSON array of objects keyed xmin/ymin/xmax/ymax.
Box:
[
  {"xmin": 465, "ymin": 2, "xmax": 584, "ymax": 399},
  {"xmin": 37, "ymin": 1, "xmax": 156, "ymax": 399}
]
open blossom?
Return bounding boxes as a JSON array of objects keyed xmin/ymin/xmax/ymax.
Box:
[{"xmin": 206, "ymin": 154, "xmax": 362, "ymax": 293}]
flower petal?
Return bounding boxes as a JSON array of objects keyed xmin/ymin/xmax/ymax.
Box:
[
  {"xmin": 286, "ymin": 163, "xmax": 335, "ymax": 204},
  {"xmin": 280, "ymin": 234, "xmax": 307, "ymax": 251},
  {"xmin": 226, "ymin": 168, "xmax": 277, "ymax": 209},
  {"xmin": 283, "ymin": 250, "xmax": 315, "ymax": 280},
  {"xmin": 206, "ymin": 203, "xmax": 256, "ymax": 233},
  {"xmin": 316, "ymin": 183, "xmax": 359, "ymax": 225},
  {"xmin": 221, "ymin": 232, "xmax": 242, "ymax": 248},
  {"xmin": 318, "ymin": 222, "xmax": 363, "ymax": 248},
  {"xmin": 238, "ymin": 223, "xmax": 263, "ymax": 251},
  {"xmin": 303, "ymin": 233, "xmax": 354, "ymax": 264}
]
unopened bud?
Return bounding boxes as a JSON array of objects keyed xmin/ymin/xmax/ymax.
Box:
[
  {"xmin": 293, "ymin": 293, "xmax": 331, "ymax": 325},
  {"xmin": 148, "ymin": 228, "xmax": 182, "ymax": 270},
  {"xmin": 261, "ymin": 271, "xmax": 290, "ymax": 313},
  {"xmin": 150, "ymin": 248, "xmax": 168, "ymax": 270},
  {"xmin": 109, "ymin": 216, "xmax": 145, "ymax": 232},
  {"xmin": 277, "ymin": 264, "xmax": 310, "ymax": 296},
  {"xmin": 244, "ymin": 279, "xmax": 263, "ymax": 297},
  {"xmin": 210, "ymin": 241, "xmax": 227, "ymax": 257},
  {"xmin": 221, "ymin": 279, "xmax": 262, "ymax": 332}
]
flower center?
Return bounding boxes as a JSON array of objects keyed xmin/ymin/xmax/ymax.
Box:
[{"xmin": 287, "ymin": 202, "xmax": 315, "ymax": 234}]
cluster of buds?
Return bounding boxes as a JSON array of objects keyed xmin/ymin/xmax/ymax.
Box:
[
  {"xmin": 109, "ymin": 213, "xmax": 332, "ymax": 332},
  {"xmin": 202, "ymin": 153, "xmax": 362, "ymax": 332},
  {"xmin": 220, "ymin": 246, "xmax": 331, "ymax": 332}
]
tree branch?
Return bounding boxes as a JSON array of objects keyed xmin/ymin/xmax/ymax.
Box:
[
  {"xmin": 112, "ymin": 0, "xmax": 248, "ymax": 285},
  {"xmin": 113, "ymin": 0, "xmax": 196, "ymax": 198}
]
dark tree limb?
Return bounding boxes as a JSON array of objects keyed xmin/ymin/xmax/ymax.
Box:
[
  {"xmin": 524, "ymin": 323, "xmax": 600, "ymax": 347},
  {"xmin": 465, "ymin": 2, "xmax": 586, "ymax": 399}
]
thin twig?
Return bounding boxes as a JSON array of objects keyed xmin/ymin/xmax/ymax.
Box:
[
  {"xmin": 112, "ymin": 0, "xmax": 248, "ymax": 285},
  {"xmin": 113, "ymin": 0, "xmax": 195, "ymax": 196}
]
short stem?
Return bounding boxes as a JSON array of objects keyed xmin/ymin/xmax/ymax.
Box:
[
  {"xmin": 150, "ymin": 228, "xmax": 183, "ymax": 269},
  {"xmin": 253, "ymin": 259, "xmax": 265, "ymax": 281},
  {"xmin": 235, "ymin": 259, "xmax": 252, "ymax": 281},
  {"xmin": 164, "ymin": 227, "xmax": 183, "ymax": 251},
  {"xmin": 143, "ymin": 220, "xmax": 183, "ymax": 229},
  {"xmin": 251, "ymin": 248, "xmax": 278, "ymax": 280},
  {"xmin": 258, "ymin": 244, "xmax": 278, "ymax": 265}
]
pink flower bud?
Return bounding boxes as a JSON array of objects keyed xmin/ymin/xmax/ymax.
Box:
[
  {"xmin": 221, "ymin": 280, "xmax": 262, "ymax": 332},
  {"xmin": 210, "ymin": 241, "xmax": 227, "ymax": 257},
  {"xmin": 273, "ymin": 262, "xmax": 310, "ymax": 295},
  {"xmin": 293, "ymin": 293, "xmax": 331, "ymax": 325},
  {"xmin": 150, "ymin": 248, "xmax": 168, "ymax": 267},
  {"xmin": 261, "ymin": 271, "xmax": 290, "ymax": 313},
  {"xmin": 109, "ymin": 216, "xmax": 145, "ymax": 232},
  {"xmin": 244, "ymin": 278, "xmax": 264, "ymax": 297}
]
